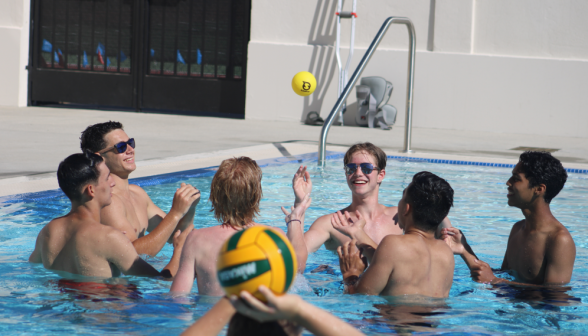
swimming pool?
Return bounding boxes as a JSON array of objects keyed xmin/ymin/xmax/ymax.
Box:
[{"xmin": 1, "ymin": 152, "xmax": 587, "ymax": 335}]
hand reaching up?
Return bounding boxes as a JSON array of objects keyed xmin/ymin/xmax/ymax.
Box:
[
  {"xmin": 292, "ymin": 165, "xmax": 312, "ymax": 206},
  {"xmin": 440, "ymin": 227, "xmax": 465, "ymax": 255},
  {"xmin": 331, "ymin": 210, "xmax": 366, "ymax": 240},
  {"xmin": 282, "ymin": 193, "xmax": 311, "ymax": 224},
  {"xmin": 171, "ymin": 183, "xmax": 201, "ymax": 217}
]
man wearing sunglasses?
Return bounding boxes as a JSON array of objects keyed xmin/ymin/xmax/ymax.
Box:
[
  {"xmin": 299, "ymin": 143, "xmax": 452, "ymax": 262},
  {"xmin": 29, "ymin": 152, "xmax": 191, "ymax": 278},
  {"xmin": 81, "ymin": 121, "xmax": 200, "ymax": 266}
]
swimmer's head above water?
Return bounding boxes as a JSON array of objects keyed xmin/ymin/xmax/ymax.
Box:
[
  {"xmin": 80, "ymin": 121, "xmax": 136, "ymax": 178},
  {"xmin": 57, "ymin": 151, "xmax": 113, "ymax": 205},
  {"xmin": 511, "ymin": 151, "xmax": 567, "ymax": 205},
  {"xmin": 210, "ymin": 156, "xmax": 263, "ymax": 229},
  {"xmin": 343, "ymin": 142, "xmax": 387, "ymax": 193},
  {"xmin": 401, "ymin": 171, "xmax": 454, "ymax": 232}
]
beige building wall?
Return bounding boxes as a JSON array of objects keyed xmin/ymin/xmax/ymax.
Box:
[
  {"xmin": 0, "ymin": 0, "xmax": 586, "ymax": 137},
  {"xmin": 245, "ymin": 0, "xmax": 588, "ymax": 138},
  {"xmin": 0, "ymin": 0, "xmax": 30, "ymax": 107}
]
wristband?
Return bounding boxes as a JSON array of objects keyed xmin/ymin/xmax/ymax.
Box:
[{"xmin": 287, "ymin": 219, "xmax": 301, "ymax": 226}]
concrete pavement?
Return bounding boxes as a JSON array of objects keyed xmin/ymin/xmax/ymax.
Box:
[{"xmin": 0, "ymin": 105, "xmax": 586, "ymax": 196}]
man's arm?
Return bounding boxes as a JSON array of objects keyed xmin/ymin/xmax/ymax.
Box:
[
  {"xmin": 331, "ymin": 210, "xmax": 378, "ymax": 263},
  {"xmin": 29, "ymin": 226, "xmax": 46, "ymax": 263},
  {"xmin": 232, "ymin": 285, "xmax": 364, "ymax": 336},
  {"xmin": 170, "ymin": 231, "xmax": 198, "ymax": 293},
  {"xmin": 543, "ymin": 231, "xmax": 576, "ymax": 284},
  {"xmin": 129, "ymin": 183, "xmax": 200, "ymax": 256},
  {"xmin": 283, "ymin": 193, "xmax": 311, "ymax": 272},
  {"xmin": 181, "ymin": 297, "xmax": 235, "ymax": 336},
  {"xmin": 440, "ymin": 227, "xmax": 479, "ymax": 267},
  {"xmin": 304, "ymin": 215, "xmax": 334, "ymax": 253},
  {"xmin": 161, "ymin": 225, "xmax": 194, "ymax": 278},
  {"xmin": 104, "ymin": 229, "xmax": 162, "ymax": 277},
  {"xmin": 338, "ymin": 238, "xmax": 392, "ymax": 295}
]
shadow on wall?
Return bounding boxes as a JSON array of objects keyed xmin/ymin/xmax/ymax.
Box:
[{"xmin": 301, "ymin": 0, "xmax": 338, "ymax": 123}]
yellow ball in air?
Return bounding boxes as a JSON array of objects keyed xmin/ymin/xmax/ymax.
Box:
[{"xmin": 292, "ymin": 71, "xmax": 317, "ymax": 96}]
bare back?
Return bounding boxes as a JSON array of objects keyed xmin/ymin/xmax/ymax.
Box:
[
  {"xmin": 358, "ymin": 233, "xmax": 455, "ymax": 298},
  {"xmin": 171, "ymin": 224, "xmax": 286, "ymax": 295},
  {"xmin": 29, "ymin": 215, "xmax": 138, "ymax": 277}
]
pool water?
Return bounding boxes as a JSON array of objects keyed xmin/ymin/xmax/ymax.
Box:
[{"xmin": 1, "ymin": 153, "xmax": 588, "ymax": 335}]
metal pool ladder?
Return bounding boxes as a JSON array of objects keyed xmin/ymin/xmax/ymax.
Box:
[{"xmin": 318, "ymin": 16, "xmax": 416, "ymax": 168}]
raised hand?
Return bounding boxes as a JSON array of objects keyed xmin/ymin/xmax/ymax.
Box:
[
  {"xmin": 292, "ymin": 165, "xmax": 312, "ymax": 205},
  {"xmin": 337, "ymin": 239, "xmax": 367, "ymax": 279},
  {"xmin": 470, "ymin": 259, "xmax": 499, "ymax": 284},
  {"xmin": 170, "ymin": 183, "xmax": 201, "ymax": 217},
  {"xmin": 331, "ymin": 210, "xmax": 366, "ymax": 240},
  {"xmin": 282, "ymin": 193, "xmax": 311, "ymax": 224},
  {"xmin": 440, "ymin": 227, "xmax": 466, "ymax": 255},
  {"xmin": 230, "ymin": 285, "xmax": 302, "ymax": 323}
]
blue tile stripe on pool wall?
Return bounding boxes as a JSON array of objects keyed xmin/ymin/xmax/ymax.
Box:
[
  {"xmin": 2, "ymin": 151, "xmax": 587, "ymax": 204},
  {"xmin": 386, "ymin": 155, "xmax": 588, "ymax": 174}
]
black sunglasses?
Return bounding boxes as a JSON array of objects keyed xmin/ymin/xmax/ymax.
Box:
[
  {"xmin": 99, "ymin": 138, "xmax": 135, "ymax": 154},
  {"xmin": 344, "ymin": 163, "xmax": 380, "ymax": 175}
]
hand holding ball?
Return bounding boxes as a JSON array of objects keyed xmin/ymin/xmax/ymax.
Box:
[
  {"xmin": 217, "ymin": 226, "xmax": 297, "ymax": 301},
  {"xmin": 292, "ymin": 71, "xmax": 316, "ymax": 96}
]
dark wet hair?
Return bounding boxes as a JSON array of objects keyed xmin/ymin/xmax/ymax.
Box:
[
  {"xmin": 518, "ymin": 151, "xmax": 567, "ymax": 204},
  {"xmin": 344, "ymin": 142, "xmax": 387, "ymax": 171},
  {"xmin": 405, "ymin": 171, "xmax": 454, "ymax": 231},
  {"xmin": 80, "ymin": 121, "xmax": 124, "ymax": 153},
  {"xmin": 227, "ymin": 313, "xmax": 302, "ymax": 336},
  {"xmin": 57, "ymin": 151, "xmax": 104, "ymax": 201}
]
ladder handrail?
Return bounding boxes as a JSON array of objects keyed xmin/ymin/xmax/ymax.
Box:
[{"xmin": 318, "ymin": 16, "xmax": 416, "ymax": 167}]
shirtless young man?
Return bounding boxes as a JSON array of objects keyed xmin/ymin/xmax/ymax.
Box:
[
  {"xmin": 303, "ymin": 143, "xmax": 451, "ymax": 256},
  {"xmin": 442, "ymin": 151, "xmax": 575, "ymax": 286},
  {"xmin": 170, "ymin": 157, "xmax": 310, "ymax": 295},
  {"xmin": 336, "ymin": 171, "xmax": 455, "ymax": 297},
  {"xmin": 80, "ymin": 121, "xmax": 200, "ymax": 258},
  {"xmin": 29, "ymin": 153, "xmax": 190, "ymax": 278}
]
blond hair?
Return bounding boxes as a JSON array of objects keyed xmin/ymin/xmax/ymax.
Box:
[{"xmin": 209, "ymin": 157, "xmax": 262, "ymax": 228}]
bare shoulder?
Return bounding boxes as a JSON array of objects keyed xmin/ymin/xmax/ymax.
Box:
[
  {"xmin": 308, "ymin": 213, "xmax": 335, "ymax": 230},
  {"xmin": 188, "ymin": 225, "xmax": 230, "ymax": 247},
  {"xmin": 432, "ymin": 236, "xmax": 454, "ymax": 257},
  {"xmin": 549, "ymin": 222, "xmax": 575, "ymax": 248},
  {"xmin": 377, "ymin": 234, "xmax": 406, "ymax": 254},
  {"xmin": 129, "ymin": 184, "xmax": 151, "ymax": 202},
  {"xmin": 512, "ymin": 220, "xmax": 525, "ymax": 231},
  {"xmin": 383, "ymin": 205, "xmax": 398, "ymax": 215}
]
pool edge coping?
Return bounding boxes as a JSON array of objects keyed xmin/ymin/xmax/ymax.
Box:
[{"xmin": 1, "ymin": 142, "xmax": 587, "ymax": 200}]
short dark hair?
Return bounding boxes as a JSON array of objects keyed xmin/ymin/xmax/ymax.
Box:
[
  {"xmin": 518, "ymin": 151, "xmax": 567, "ymax": 204},
  {"xmin": 57, "ymin": 152, "xmax": 104, "ymax": 201},
  {"xmin": 227, "ymin": 313, "xmax": 301, "ymax": 336},
  {"xmin": 344, "ymin": 142, "xmax": 387, "ymax": 171},
  {"xmin": 80, "ymin": 121, "xmax": 124, "ymax": 152},
  {"xmin": 405, "ymin": 171, "xmax": 454, "ymax": 231}
]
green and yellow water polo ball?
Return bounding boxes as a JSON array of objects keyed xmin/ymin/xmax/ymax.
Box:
[{"xmin": 217, "ymin": 226, "xmax": 297, "ymax": 301}]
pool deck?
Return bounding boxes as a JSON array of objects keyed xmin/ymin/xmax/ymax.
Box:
[{"xmin": 1, "ymin": 105, "xmax": 587, "ymax": 197}]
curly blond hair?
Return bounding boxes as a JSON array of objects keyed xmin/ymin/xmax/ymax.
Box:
[{"xmin": 209, "ymin": 157, "xmax": 262, "ymax": 228}]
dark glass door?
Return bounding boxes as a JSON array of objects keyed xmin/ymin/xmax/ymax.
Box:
[{"xmin": 28, "ymin": 0, "xmax": 250, "ymax": 117}]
